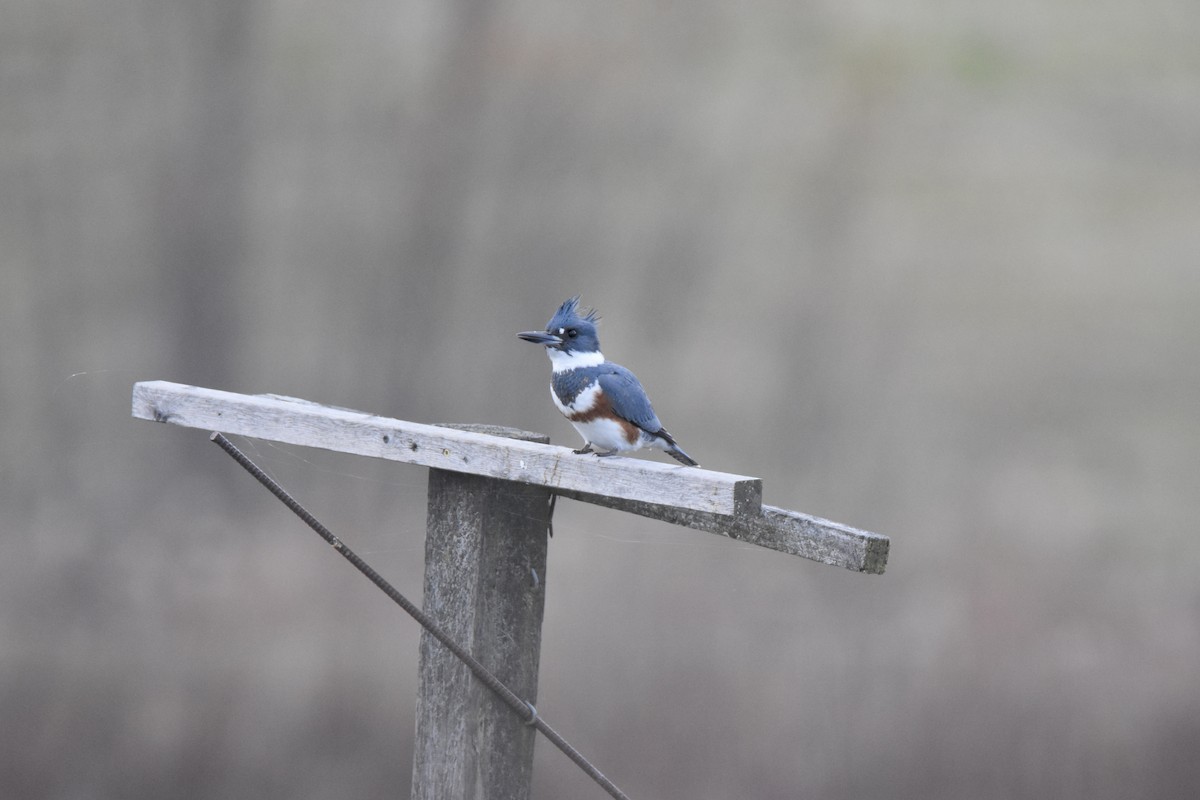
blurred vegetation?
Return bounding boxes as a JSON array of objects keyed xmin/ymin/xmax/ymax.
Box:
[{"xmin": 3, "ymin": 1, "xmax": 1199, "ymax": 798}]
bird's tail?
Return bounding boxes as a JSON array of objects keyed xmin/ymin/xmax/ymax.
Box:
[
  {"xmin": 655, "ymin": 429, "xmax": 699, "ymax": 467},
  {"xmin": 666, "ymin": 445, "xmax": 700, "ymax": 467}
]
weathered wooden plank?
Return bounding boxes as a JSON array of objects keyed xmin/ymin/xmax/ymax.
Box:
[
  {"xmin": 555, "ymin": 489, "xmax": 888, "ymax": 574},
  {"xmin": 412, "ymin": 426, "xmax": 551, "ymax": 800},
  {"xmin": 132, "ymin": 380, "xmax": 761, "ymax": 517}
]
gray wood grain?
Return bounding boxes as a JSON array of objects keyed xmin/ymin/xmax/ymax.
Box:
[
  {"xmin": 131, "ymin": 380, "xmax": 889, "ymax": 572},
  {"xmin": 132, "ymin": 380, "xmax": 760, "ymax": 517},
  {"xmin": 555, "ymin": 489, "xmax": 889, "ymax": 574},
  {"xmin": 411, "ymin": 425, "xmax": 551, "ymax": 800}
]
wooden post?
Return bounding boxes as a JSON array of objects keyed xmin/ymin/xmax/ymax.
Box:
[
  {"xmin": 132, "ymin": 381, "xmax": 892, "ymax": 796},
  {"xmin": 129, "ymin": 381, "xmax": 887, "ymax": 573},
  {"xmin": 129, "ymin": 381, "xmax": 761, "ymax": 517},
  {"xmin": 411, "ymin": 426, "xmax": 551, "ymax": 800}
]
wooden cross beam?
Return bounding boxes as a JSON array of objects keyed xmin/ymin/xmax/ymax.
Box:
[
  {"xmin": 132, "ymin": 380, "xmax": 889, "ymax": 800},
  {"xmin": 131, "ymin": 381, "xmax": 888, "ymax": 572}
]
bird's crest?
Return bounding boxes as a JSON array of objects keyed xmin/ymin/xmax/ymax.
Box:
[{"xmin": 549, "ymin": 295, "xmax": 600, "ymax": 329}]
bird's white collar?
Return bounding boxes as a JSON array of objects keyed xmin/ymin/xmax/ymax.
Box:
[{"xmin": 547, "ymin": 348, "xmax": 605, "ymax": 373}]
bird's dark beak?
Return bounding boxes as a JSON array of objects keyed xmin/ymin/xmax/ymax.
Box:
[{"xmin": 517, "ymin": 330, "xmax": 563, "ymax": 347}]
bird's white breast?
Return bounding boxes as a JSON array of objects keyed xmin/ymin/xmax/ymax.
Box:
[
  {"xmin": 551, "ymin": 379, "xmax": 602, "ymax": 416},
  {"xmin": 570, "ymin": 417, "xmax": 642, "ymax": 452},
  {"xmin": 550, "ymin": 378, "xmax": 642, "ymax": 452}
]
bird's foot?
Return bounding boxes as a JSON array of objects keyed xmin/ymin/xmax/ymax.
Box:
[
  {"xmin": 572, "ymin": 443, "xmax": 594, "ymax": 455},
  {"xmin": 594, "ymin": 449, "xmax": 621, "ymax": 458}
]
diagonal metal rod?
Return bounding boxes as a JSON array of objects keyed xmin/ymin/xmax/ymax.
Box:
[{"xmin": 209, "ymin": 432, "xmax": 630, "ymax": 800}]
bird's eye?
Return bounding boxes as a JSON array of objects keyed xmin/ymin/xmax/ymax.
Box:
[{"xmin": 566, "ymin": 328, "xmax": 578, "ymax": 338}]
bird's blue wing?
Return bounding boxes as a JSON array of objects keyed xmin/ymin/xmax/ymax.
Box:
[{"xmin": 598, "ymin": 366, "xmax": 663, "ymax": 434}]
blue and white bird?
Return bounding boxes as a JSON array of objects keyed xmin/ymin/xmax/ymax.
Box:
[{"xmin": 518, "ymin": 296, "xmax": 700, "ymax": 467}]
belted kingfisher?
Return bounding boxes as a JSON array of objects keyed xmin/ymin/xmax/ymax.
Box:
[{"xmin": 518, "ymin": 296, "xmax": 700, "ymax": 467}]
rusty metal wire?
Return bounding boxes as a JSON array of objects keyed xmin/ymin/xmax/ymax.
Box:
[{"xmin": 209, "ymin": 432, "xmax": 630, "ymax": 800}]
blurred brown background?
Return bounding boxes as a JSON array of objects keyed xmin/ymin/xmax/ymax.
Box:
[{"xmin": 4, "ymin": 1, "xmax": 1199, "ymax": 798}]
